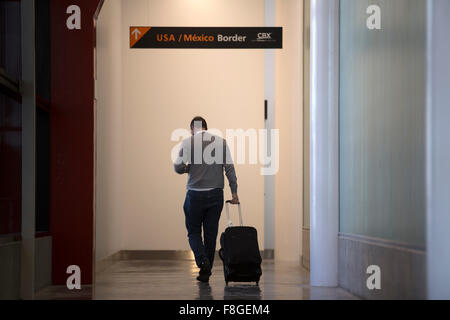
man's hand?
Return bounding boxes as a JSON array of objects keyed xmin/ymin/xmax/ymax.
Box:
[{"xmin": 230, "ymin": 193, "xmax": 240, "ymax": 205}]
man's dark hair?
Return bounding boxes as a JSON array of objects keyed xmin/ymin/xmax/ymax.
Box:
[{"xmin": 190, "ymin": 116, "xmax": 208, "ymax": 131}]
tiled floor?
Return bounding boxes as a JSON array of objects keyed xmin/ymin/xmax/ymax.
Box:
[{"xmin": 36, "ymin": 259, "xmax": 358, "ymax": 300}]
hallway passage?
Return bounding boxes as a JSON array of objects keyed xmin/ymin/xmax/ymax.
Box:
[{"xmin": 36, "ymin": 260, "xmax": 358, "ymax": 300}]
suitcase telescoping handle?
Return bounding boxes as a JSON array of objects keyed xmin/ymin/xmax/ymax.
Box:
[{"xmin": 225, "ymin": 200, "xmax": 243, "ymax": 227}]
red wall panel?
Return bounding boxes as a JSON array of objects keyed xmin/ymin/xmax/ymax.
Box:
[{"xmin": 50, "ymin": 0, "xmax": 100, "ymax": 285}]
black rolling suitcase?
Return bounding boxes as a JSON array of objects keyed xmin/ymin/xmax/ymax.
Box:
[{"xmin": 219, "ymin": 201, "xmax": 262, "ymax": 286}]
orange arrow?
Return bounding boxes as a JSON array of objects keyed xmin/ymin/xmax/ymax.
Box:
[{"xmin": 130, "ymin": 27, "xmax": 151, "ymax": 48}]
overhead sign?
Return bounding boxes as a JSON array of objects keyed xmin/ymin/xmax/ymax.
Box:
[{"xmin": 129, "ymin": 27, "xmax": 283, "ymax": 49}]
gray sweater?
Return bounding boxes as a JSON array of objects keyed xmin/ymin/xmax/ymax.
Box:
[{"xmin": 174, "ymin": 132, "xmax": 238, "ymax": 194}]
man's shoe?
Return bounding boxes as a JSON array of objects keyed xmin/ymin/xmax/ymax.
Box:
[
  {"xmin": 197, "ymin": 259, "xmax": 211, "ymax": 283},
  {"xmin": 196, "ymin": 273, "xmax": 210, "ymax": 283}
]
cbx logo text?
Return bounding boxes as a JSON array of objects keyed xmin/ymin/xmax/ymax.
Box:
[{"xmin": 257, "ymin": 33, "xmax": 272, "ymax": 40}]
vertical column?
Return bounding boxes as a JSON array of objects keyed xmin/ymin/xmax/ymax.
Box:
[
  {"xmin": 309, "ymin": 0, "xmax": 339, "ymax": 287},
  {"xmin": 21, "ymin": 0, "xmax": 36, "ymax": 300},
  {"xmin": 426, "ymin": 0, "xmax": 450, "ymax": 300},
  {"xmin": 264, "ymin": 0, "xmax": 275, "ymax": 256}
]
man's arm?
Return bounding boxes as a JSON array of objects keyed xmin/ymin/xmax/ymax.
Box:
[
  {"xmin": 174, "ymin": 139, "xmax": 190, "ymax": 175},
  {"xmin": 224, "ymin": 140, "xmax": 239, "ymax": 204}
]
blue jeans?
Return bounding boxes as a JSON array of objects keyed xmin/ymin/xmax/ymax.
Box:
[{"xmin": 183, "ymin": 189, "xmax": 224, "ymax": 268}]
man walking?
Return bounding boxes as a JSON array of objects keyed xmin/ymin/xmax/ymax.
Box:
[{"xmin": 174, "ymin": 117, "xmax": 239, "ymax": 283}]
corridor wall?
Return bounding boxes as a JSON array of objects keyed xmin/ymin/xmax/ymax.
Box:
[
  {"xmin": 274, "ymin": 0, "xmax": 303, "ymax": 262},
  {"xmin": 96, "ymin": 0, "xmax": 124, "ymax": 264},
  {"xmin": 96, "ymin": 0, "xmax": 265, "ymax": 255},
  {"xmin": 96, "ymin": 0, "xmax": 305, "ymax": 263},
  {"xmin": 301, "ymin": 0, "xmax": 310, "ymax": 269},
  {"xmin": 120, "ymin": 0, "xmax": 265, "ymax": 252}
]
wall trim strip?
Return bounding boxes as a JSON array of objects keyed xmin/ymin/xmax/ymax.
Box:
[{"xmin": 338, "ymin": 233, "xmax": 426, "ymax": 255}]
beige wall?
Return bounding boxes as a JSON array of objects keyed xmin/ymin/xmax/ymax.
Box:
[
  {"xmin": 119, "ymin": 0, "xmax": 265, "ymax": 250},
  {"xmin": 96, "ymin": 0, "xmax": 303, "ymax": 260},
  {"xmin": 274, "ymin": 0, "xmax": 303, "ymax": 262},
  {"xmin": 96, "ymin": 0, "xmax": 124, "ymax": 262}
]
